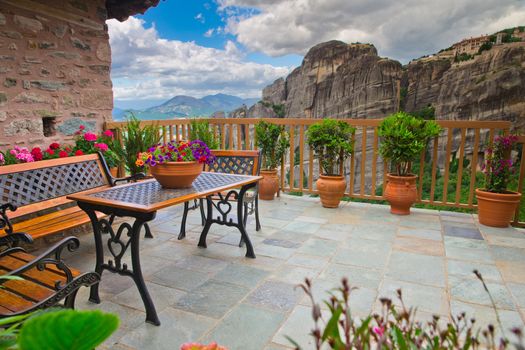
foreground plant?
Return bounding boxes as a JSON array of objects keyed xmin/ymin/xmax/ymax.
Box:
[{"xmin": 291, "ymin": 273, "xmax": 523, "ymax": 349}]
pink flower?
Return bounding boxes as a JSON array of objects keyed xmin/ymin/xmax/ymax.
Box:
[
  {"xmin": 79, "ymin": 125, "xmax": 85, "ymax": 130},
  {"xmin": 0, "ymin": 153, "xmax": 4, "ymax": 165},
  {"xmin": 103, "ymin": 130, "xmax": 114, "ymax": 138},
  {"xmin": 94, "ymin": 143, "xmax": 109, "ymax": 152},
  {"xmin": 373, "ymin": 326, "xmax": 385, "ymax": 337},
  {"xmin": 84, "ymin": 132, "xmax": 97, "ymax": 142}
]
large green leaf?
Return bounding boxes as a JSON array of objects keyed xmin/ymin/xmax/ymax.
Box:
[{"xmin": 18, "ymin": 310, "xmax": 119, "ymax": 350}]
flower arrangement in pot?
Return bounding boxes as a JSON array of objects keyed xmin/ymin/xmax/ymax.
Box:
[
  {"xmin": 378, "ymin": 112, "xmax": 441, "ymax": 215},
  {"xmin": 255, "ymin": 120, "xmax": 290, "ymax": 200},
  {"xmin": 306, "ymin": 119, "xmax": 355, "ymax": 208},
  {"xmin": 136, "ymin": 140, "xmax": 215, "ymax": 188},
  {"xmin": 476, "ymin": 134, "xmax": 521, "ymax": 227}
]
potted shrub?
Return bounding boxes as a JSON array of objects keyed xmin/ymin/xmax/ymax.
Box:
[
  {"xmin": 378, "ymin": 112, "xmax": 441, "ymax": 215},
  {"xmin": 306, "ymin": 119, "xmax": 355, "ymax": 208},
  {"xmin": 122, "ymin": 114, "xmax": 161, "ymax": 175},
  {"xmin": 476, "ymin": 134, "xmax": 521, "ymax": 227},
  {"xmin": 136, "ymin": 140, "xmax": 215, "ymax": 188},
  {"xmin": 189, "ymin": 118, "xmax": 220, "ymax": 149},
  {"xmin": 255, "ymin": 120, "xmax": 290, "ymax": 200}
]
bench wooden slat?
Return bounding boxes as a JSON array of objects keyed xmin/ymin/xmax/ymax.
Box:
[
  {"xmin": 0, "ymin": 289, "xmax": 34, "ymax": 313},
  {"xmin": 8, "ymin": 206, "xmax": 83, "ymax": 231},
  {"xmin": 0, "ymin": 267, "xmax": 54, "ymax": 302},
  {"xmin": 0, "ymin": 255, "xmax": 69, "ymax": 289},
  {"xmin": 10, "ymin": 252, "xmax": 80, "ymax": 278}
]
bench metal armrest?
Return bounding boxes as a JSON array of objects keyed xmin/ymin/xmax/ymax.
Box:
[
  {"xmin": 6, "ymin": 236, "xmax": 81, "ymax": 287},
  {"xmin": 110, "ymin": 172, "xmax": 146, "ymax": 186},
  {"xmin": 0, "ymin": 232, "xmax": 33, "ymax": 248}
]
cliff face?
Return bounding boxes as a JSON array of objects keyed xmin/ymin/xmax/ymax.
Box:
[
  {"xmin": 264, "ymin": 41, "xmax": 403, "ymax": 119},
  {"xmin": 263, "ymin": 40, "xmax": 525, "ymax": 129}
]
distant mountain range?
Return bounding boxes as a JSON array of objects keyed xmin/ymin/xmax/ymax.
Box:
[{"xmin": 113, "ymin": 93, "xmax": 259, "ymax": 120}]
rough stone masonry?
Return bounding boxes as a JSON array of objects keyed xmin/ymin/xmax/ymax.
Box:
[{"xmin": 0, "ymin": 0, "xmax": 113, "ymax": 148}]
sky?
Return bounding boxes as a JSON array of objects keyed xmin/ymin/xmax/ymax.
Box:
[{"xmin": 108, "ymin": 0, "xmax": 525, "ymax": 110}]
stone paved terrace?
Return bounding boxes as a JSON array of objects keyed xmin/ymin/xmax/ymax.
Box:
[{"xmin": 61, "ymin": 195, "xmax": 525, "ymax": 349}]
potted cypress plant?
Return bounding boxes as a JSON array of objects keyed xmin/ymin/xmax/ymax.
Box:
[
  {"xmin": 306, "ymin": 119, "xmax": 355, "ymax": 208},
  {"xmin": 378, "ymin": 112, "xmax": 441, "ymax": 215},
  {"xmin": 255, "ymin": 120, "xmax": 290, "ymax": 200},
  {"xmin": 476, "ymin": 134, "xmax": 521, "ymax": 227}
]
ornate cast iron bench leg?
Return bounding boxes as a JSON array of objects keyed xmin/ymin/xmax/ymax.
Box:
[
  {"xmin": 198, "ymin": 183, "xmax": 256, "ymax": 258},
  {"xmin": 80, "ymin": 203, "xmax": 161, "ymax": 326}
]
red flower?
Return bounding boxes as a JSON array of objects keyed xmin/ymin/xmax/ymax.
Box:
[
  {"xmin": 84, "ymin": 132, "xmax": 97, "ymax": 142},
  {"xmin": 31, "ymin": 147, "xmax": 43, "ymax": 161},
  {"xmin": 49, "ymin": 142, "xmax": 60, "ymax": 150},
  {"xmin": 102, "ymin": 130, "xmax": 114, "ymax": 138},
  {"xmin": 79, "ymin": 125, "xmax": 85, "ymax": 130},
  {"xmin": 45, "ymin": 149, "xmax": 55, "ymax": 156},
  {"xmin": 75, "ymin": 150, "xmax": 84, "ymax": 156},
  {"xmin": 58, "ymin": 150, "xmax": 68, "ymax": 158}
]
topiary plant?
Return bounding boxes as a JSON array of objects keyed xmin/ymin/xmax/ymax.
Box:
[
  {"xmin": 378, "ymin": 112, "xmax": 441, "ymax": 176},
  {"xmin": 255, "ymin": 120, "xmax": 290, "ymax": 170},
  {"xmin": 306, "ymin": 119, "xmax": 355, "ymax": 176}
]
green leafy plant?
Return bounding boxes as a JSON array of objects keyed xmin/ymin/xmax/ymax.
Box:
[
  {"xmin": 306, "ymin": 119, "xmax": 355, "ymax": 176},
  {"xmin": 378, "ymin": 112, "xmax": 441, "ymax": 176},
  {"xmin": 291, "ymin": 272, "xmax": 523, "ymax": 350},
  {"xmin": 121, "ymin": 114, "xmax": 161, "ymax": 175},
  {"xmin": 189, "ymin": 119, "xmax": 219, "ymax": 149},
  {"xmin": 0, "ymin": 309, "xmax": 118, "ymax": 350},
  {"xmin": 482, "ymin": 135, "xmax": 519, "ymax": 193},
  {"xmin": 255, "ymin": 120, "xmax": 290, "ymax": 170}
]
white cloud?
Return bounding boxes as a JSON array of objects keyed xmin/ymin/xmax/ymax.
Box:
[
  {"xmin": 204, "ymin": 28, "xmax": 215, "ymax": 37},
  {"xmin": 219, "ymin": 0, "xmax": 525, "ymax": 62},
  {"xmin": 107, "ymin": 17, "xmax": 291, "ymax": 102},
  {"xmin": 194, "ymin": 13, "xmax": 205, "ymax": 23}
]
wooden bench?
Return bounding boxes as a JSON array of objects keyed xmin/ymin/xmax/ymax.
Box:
[
  {"xmin": 0, "ymin": 153, "xmax": 148, "ymax": 240},
  {"xmin": 0, "ymin": 204, "xmax": 99, "ymax": 316}
]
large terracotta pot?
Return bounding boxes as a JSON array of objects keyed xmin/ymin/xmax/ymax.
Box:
[
  {"xmin": 259, "ymin": 169, "xmax": 279, "ymax": 200},
  {"xmin": 150, "ymin": 161, "xmax": 202, "ymax": 189},
  {"xmin": 317, "ymin": 175, "xmax": 346, "ymax": 208},
  {"xmin": 476, "ymin": 189, "xmax": 521, "ymax": 227},
  {"xmin": 384, "ymin": 173, "xmax": 418, "ymax": 215},
  {"xmin": 110, "ymin": 167, "xmax": 119, "ymax": 178}
]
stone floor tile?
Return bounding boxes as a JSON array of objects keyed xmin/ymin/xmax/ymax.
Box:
[
  {"xmin": 386, "ymin": 251, "xmax": 446, "ymax": 287},
  {"xmin": 212, "ymin": 264, "xmax": 269, "ymax": 288},
  {"xmin": 319, "ymin": 263, "xmax": 383, "ymax": 290},
  {"xmin": 440, "ymin": 214, "xmax": 474, "ymax": 224},
  {"xmin": 449, "ymin": 276, "xmax": 516, "ymax": 310},
  {"xmin": 112, "ymin": 282, "xmax": 186, "ymax": 313},
  {"xmin": 202, "ymin": 303, "xmax": 285, "ymax": 350},
  {"xmin": 335, "ymin": 238, "xmax": 391, "ymax": 269},
  {"xmin": 350, "ymin": 222, "xmax": 397, "ymax": 241},
  {"xmin": 262, "ymin": 217, "xmax": 292, "ymax": 229},
  {"xmin": 262, "ymin": 238, "xmax": 302, "ymax": 249},
  {"xmin": 255, "ymin": 243, "xmax": 296, "ymax": 260},
  {"xmin": 247, "ymin": 280, "xmax": 303, "ymax": 312},
  {"xmin": 507, "ymin": 283, "xmax": 525, "ymax": 308},
  {"xmin": 447, "ymin": 259, "xmax": 503, "ymax": 282},
  {"xmin": 149, "ymin": 265, "xmax": 210, "ymax": 291},
  {"xmin": 141, "ymin": 241, "xmax": 194, "ymax": 261},
  {"xmin": 314, "ymin": 227, "xmax": 352, "ymax": 241},
  {"xmin": 393, "ymin": 236, "xmax": 444, "ymax": 256},
  {"xmin": 496, "ymin": 261, "xmax": 525, "ymax": 284},
  {"xmin": 287, "ymin": 253, "xmax": 330, "ymax": 270},
  {"xmin": 271, "ymin": 265, "xmax": 321, "ymax": 285},
  {"xmin": 378, "ymin": 278, "xmax": 449, "ymax": 315},
  {"xmin": 282, "ymin": 220, "xmax": 322, "ymax": 234},
  {"xmin": 444, "ymin": 237, "xmax": 494, "ymax": 263},
  {"xmin": 443, "ymin": 224, "xmax": 483, "ymax": 240},
  {"xmin": 272, "ymin": 305, "xmax": 319, "ymax": 348},
  {"xmin": 490, "ymin": 246, "xmax": 525, "ymax": 263},
  {"xmin": 79, "ymin": 300, "xmax": 146, "ymax": 331},
  {"xmin": 450, "ymin": 300, "xmax": 524, "ymax": 338},
  {"xmin": 297, "ymin": 238, "xmax": 339, "ymax": 257},
  {"xmin": 294, "ymin": 215, "xmax": 328, "ymax": 224},
  {"xmin": 484, "ymin": 235, "xmax": 525, "ymax": 249},
  {"xmin": 174, "ymin": 255, "xmax": 230, "ymax": 274},
  {"xmin": 397, "ymin": 227, "xmax": 442, "ymax": 241},
  {"xmin": 174, "ymin": 280, "xmax": 250, "ymax": 319},
  {"xmin": 268, "ymin": 230, "xmax": 311, "ymax": 243},
  {"xmin": 119, "ymin": 308, "xmax": 216, "ymax": 350}
]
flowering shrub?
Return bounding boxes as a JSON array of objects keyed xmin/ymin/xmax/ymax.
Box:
[
  {"xmin": 180, "ymin": 342, "xmax": 227, "ymax": 350},
  {"xmin": 10, "ymin": 146, "xmax": 34, "ymax": 163},
  {"xmin": 482, "ymin": 135, "xmax": 519, "ymax": 193},
  {"xmin": 294, "ymin": 273, "xmax": 523, "ymax": 349},
  {"xmin": 136, "ymin": 140, "xmax": 215, "ymax": 168}
]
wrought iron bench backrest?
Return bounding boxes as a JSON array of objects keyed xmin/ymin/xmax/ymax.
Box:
[
  {"xmin": 206, "ymin": 150, "xmax": 261, "ymax": 176},
  {"xmin": 0, "ymin": 154, "xmax": 111, "ymax": 218}
]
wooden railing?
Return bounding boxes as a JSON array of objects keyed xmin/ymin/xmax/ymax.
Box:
[{"xmin": 106, "ymin": 118, "xmax": 524, "ymax": 225}]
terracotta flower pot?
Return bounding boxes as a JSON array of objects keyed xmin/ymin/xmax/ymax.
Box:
[
  {"xmin": 476, "ymin": 189, "xmax": 521, "ymax": 227},
  {"xmin": 316, "ymin": 174, "xmax": 346, "ymax": 208},
  {"xmin": 259, "ymin": 169, "xmax": 279, "ymax": 200},
  {"xmin": 384, "ymin": 173, "xmax": 418, "ymax": 215},
  {"xmin": 110, "ymin": 167, "xmax": 118, "ymax": 178},
  {"xmin": 150, "ymin": 161, "xmax": 202, "ymax": 189}
]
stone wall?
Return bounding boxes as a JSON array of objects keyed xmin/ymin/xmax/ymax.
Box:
[{"xmin": 0, "ymin": 0, "xmax": 113, "ymax": 149}]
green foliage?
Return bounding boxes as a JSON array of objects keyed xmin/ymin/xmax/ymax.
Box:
[
  {"xmin": 272, "ymin": 104, "xmax": 286, "ymax": 118},
  {"xmin": 411, "ymin": 104, "xmax": 435, "ymax": 120},
  {"xmin": 189, "ymin": 119, "xmax": 219, "ymax": 149},
  {"xmin": 502, "ymin": 34, "xmax": 522, "ymax": 43},
  {"xmin": 398, "ymin": 87, "xmax": 407, "ymax": 110},
  {"xmin": 478, "ymin": 41, "xmax": 493, "ymax": 54},
  {"xmin": 454, "ymin": 53, "xmax": 474, "ymax": 62},
  {"xmin": 255, "ymin": 120, "xmax": 290, "ymax": 170},
  {"xmin": 121, "ymin": 114, "xmax": 161, "ymax": 175},
  {"xmin": 0, "ymin": 309, "xmax": 118, "ymax": 350},
  {"xmin": 294, "ymin": 274, "xmax": 524, "ymax": 349},
  {"xmin": 482, "ymin": 135, "xmax": 519, "ymax": 193},
  {"xmin": 306, "ymin": 119, "xmax": 355, "ymax": 176},
  {"xmin": 378, "ymin": 112, "xmax": 441, "ymax": 176}
]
